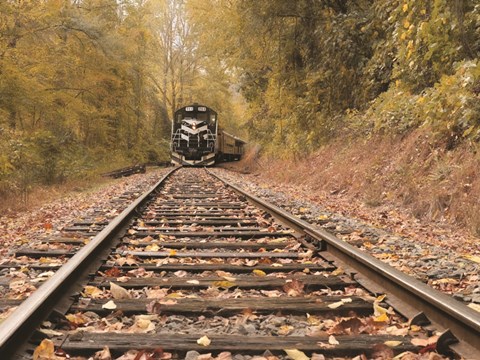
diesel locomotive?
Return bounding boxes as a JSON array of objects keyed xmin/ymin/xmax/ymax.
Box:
[{"xmin": 171, "ymin": 104, "xmax": 245, "ymax": 166}]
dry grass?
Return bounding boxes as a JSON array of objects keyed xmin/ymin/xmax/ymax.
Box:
[
  {"xmin": 236, "ymin": 130, "xmax": 480, "ymax": 237},
  {"xmin": 0, "ymin": 177, "xmax": 111, "ymax": 216}
]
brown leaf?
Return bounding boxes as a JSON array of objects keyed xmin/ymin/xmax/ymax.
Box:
[
  {"xmin": 370, "ymin": 343, "xmax": 394, "ymax": 359},
  {"xmin": 93, "ymin": 346, "xmax": 112, "ymax": 360},
  {"xmin": 147, "ymin": 302, "xmax": 162, "ymax": 316},
  {"xmin": 283, "ymin": 279, "xmax": 304, "ymax": 296},
  {"xmin": 110, "ymin": 282, "xmax": 132, "ymax": 299},
  {"xmin": 105, "ymin": 267, "xmax": 122, "ymax": 277},
  {"xmin": 329, "ymin": 317, "xmax": 364, "ymax": 335}
]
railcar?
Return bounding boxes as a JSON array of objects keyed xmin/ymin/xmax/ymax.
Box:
[{"xmin": 171, "ymin": 104, "xmax": 245, "ymax": 166}]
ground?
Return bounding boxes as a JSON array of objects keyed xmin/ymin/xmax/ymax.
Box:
[
  {"xmin": 215, "ymin": 137, "xmax": 480, "ymax": 307},
  {"xmin": 1, "ymin": 160, "xmax": 479, "ymax": 309}
]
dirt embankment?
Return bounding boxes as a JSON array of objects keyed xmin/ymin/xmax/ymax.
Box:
[{"xmin": 223, "ymin": 130, "xmax": 480, "ymax": 243}]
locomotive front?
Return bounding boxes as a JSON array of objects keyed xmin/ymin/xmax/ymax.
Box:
[{"xmin": 171, "ymin": 104, "xmax": 218, "ymax": 166}]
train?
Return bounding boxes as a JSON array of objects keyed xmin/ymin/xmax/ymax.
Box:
[{"xmin": 171, "ymin": 104, "xmax": 245, "ymax": 166}]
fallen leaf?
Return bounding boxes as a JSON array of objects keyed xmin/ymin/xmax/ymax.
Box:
[
  {"xmin": 411, "ymin": 335, "xmax": 438, "ymax": 347},
  {"xmin": 371, "ymin": 344, "xmax": 394, "ymax": 359},
  {"xmin": 174, "ymin": 270, "xmax": 188, "ymax": 277},
  {"xmin": 467, "ymin": 303, "xmax": 480, "ymax": 312},
  {"xmin": 373, "ymin": 313, "xmax": 389, "ymax": 323},
  {"xmin": 283, "ymin": 279, "xmax": 304, "ymax": 296},
  {"xmin": 33, "ymin": 339, "xmax": 56, "ymax": 360},
  {"xmin": 212, "ymin": 280, "xmax": 236, "ymax": 289},
  {"xmin": 278, "ymin": 325, "xmax": 294, "ymax": 335},
  {"xmin": 65, "ymin": 313, "xmax": 89, "ymax": 325},
  {"xmin": 83, "ymin": 285, "xmax": 104, "ymax": 299},
  {"xmin": 93, "ymin": 346, "xmax": 112, "ymax": 360},
  {"xmin": 327, "ymin": 297, "xmax": 352, "ymax": 309},
  {"xmin": 253, "ymin": 269, "xmax": 266, "ymax": 277},
  {"xmin": 328, "ymin": 335, "xmax": 339, "ymax": 345},
  {"xmin": 102, "ymin": 300, "xmax": 117, "ymax": 310},
  {"xmin": 110, "ymin": 282, "xmax": 132, "ymax": 299},
  {"xmin": 284, "ymin": 349, "xmax": 309, "ymax": 360},
  {"xmin": 197, "ymin": 335, "xmax": 211, "ymax": 346},
  {"xmin": 187, "ymin": 280, "xmax": 200, "ymax": 285},
  {"xmin": 331, "ymin": 267, "xmax": 344, "ymax": 276},
  {"xmin": 465, "ymin": 255, "xmax": 480, "ymax": 264},
  {"xmin": 145, "ymin": 244, "xmax": 160, "ymax": 252},
  {"xmin": 105, "ymin": 267, "xmax": 122, "ymax": 277}
]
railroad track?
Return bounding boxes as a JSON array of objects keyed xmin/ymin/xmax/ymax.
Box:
[{"xmin": 0, "ymin": 167, "xmax": 479, "ymax": 359}]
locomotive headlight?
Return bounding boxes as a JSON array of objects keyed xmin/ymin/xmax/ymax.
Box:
[{"xmin": 192, "ymin": 123, "xmax": 197, "ymax": 130}]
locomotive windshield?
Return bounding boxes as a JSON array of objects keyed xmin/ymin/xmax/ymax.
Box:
[{"xmin": 175, "ymin": 105, "xmax": 215, "ymax": 124}]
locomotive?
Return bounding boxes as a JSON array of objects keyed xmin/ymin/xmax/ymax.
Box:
[{"xmin": 171, "ymin": 104, "xmax": 245, "ymax": 166}]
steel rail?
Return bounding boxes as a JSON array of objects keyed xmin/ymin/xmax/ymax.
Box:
[
  {"xmin": 209, "ymin": 169, "xmax": 480, "ymax": 355},
  {"xmin": 0, "ymin": 167, "xmax": 178, "ymax": 358}
]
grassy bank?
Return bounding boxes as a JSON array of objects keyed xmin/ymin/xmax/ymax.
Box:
[{"xmin": 232, "ymin": 131, "xmax": 480, "ymax": 236}]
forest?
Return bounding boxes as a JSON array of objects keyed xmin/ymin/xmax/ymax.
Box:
[{"xmin": 1, "ymin": 0, "xmax": 480, "ymax": 226}]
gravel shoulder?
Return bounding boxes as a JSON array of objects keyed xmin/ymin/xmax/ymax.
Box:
[
  {"xmin": 0, "ymin": 168, "xmax": 169, "ymax": 319},
  {"xmin": 212, "ymin": 168, "xmax": 480, "ymax": 306}
]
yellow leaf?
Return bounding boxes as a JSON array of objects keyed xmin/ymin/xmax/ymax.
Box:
[
  {"xmin": 82, "ymin": 285, "xmax": 103, "ymax": 298},
  {"xmin": 33, "ymin": 339, "xmax": 56, "ymax": 360},
  {"xmin": 409, "ymin": 324, "xmax": 422, "ymax": 332},
  {"xmin": 467, "ymin": 303, "xmax": 480, "ymax": 313},
  {"xmin": 465, "ymin": 255, "xmax": 480, "ymax": 264},
  {"xmin": 197, "ymin": 335, "xmax": 211, "ymax": 346},
  {"xmin": 384, "ymin": 340, "xmax": 402, "ymax": 347},
  {"xmin": 252, "ymin": 269, "xmax": 266, "ymax": 277},
  {"xmin": 145, "ymin": 244, "xmax": 160, "ymax": 251},
  {"xmin": 403, "ymin": 19, "xmax": 410, "ymax": 29},
  {"xmin": 212, "ymin": 280, "xmax": 236, "ymax": 289},
  {"xmin": 374, "ymin": 312, "xmax": 389, "ymax": 322},
  {"xmin": 166, "ymin": 292, "xmax": 184, "ymax": 298},
  {"xmin": 169, "ymin": 249, "xmax": 177, "ymax": 256},
  {"xmin": 331, "ymin": 267, "xmax": 344, "ymax": 276},
  {"xmin": 65, "ymin": 313, "xmax": 87, "ymax": 325},
  {"xmin": 402, "ymin": 3, "xmax": 408, "ymax": 12},
  {"xmin": 284, "ymin": 349, "xmax": 310, "ymax": 360}
]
